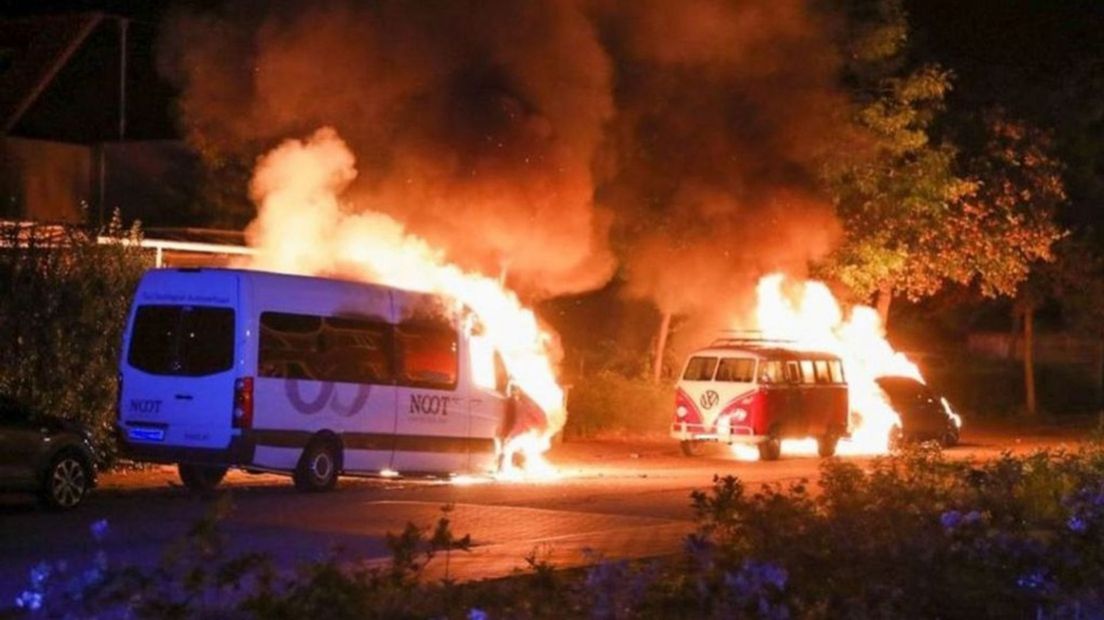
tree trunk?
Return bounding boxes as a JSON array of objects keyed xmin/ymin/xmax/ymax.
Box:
[
  {"xmin": 652, "ymin": 311, "xmax": 672, "ymax": 383},
  {"xmin": 875, "ymin": 284, "xmax": 893, "ymax": 328},
  {"xmin": 1007, "ymin": 307, "xmax": 1022, "ymax": 360},
  {"xmin": 1023, "ymin": 302, "xmax": 1037, "ymax": 417}
]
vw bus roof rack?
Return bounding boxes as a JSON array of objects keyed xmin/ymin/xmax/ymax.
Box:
[{"xmin": 709, "ymin": 330, "xmax": 797, "ymax": 348}]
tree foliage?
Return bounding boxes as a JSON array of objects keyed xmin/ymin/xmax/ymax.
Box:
[
  {"xmin": 0, "ymin": 214, "xmax": 150, "ymax": 456},
  {"xmin": 820, "ymin": 0, "xmax": 1065, "ymax": 315}
]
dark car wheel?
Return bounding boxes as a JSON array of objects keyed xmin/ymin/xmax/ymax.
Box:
[
  {"xmin": 940, "ymin": 421, "xmax": 960, "ymax": 448},
  {"xmin": 294, "ymin": 440, "xmax": 340, "ymax": 492},
  {"xmin": 888, "ymin": 425, "xmax": 904, "ymax": 452},
  {"xmin": 178, "ymin": 464, "xmax": 228, "ymax": 493},
  {"xmin": 40, "ymin": 452, "xmax": 91, "ymax": 510}
]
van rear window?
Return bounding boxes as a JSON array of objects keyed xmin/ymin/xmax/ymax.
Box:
[
  {"xmin": 683, "ymin": 357, "xmax": 718, "ymax": 381},
  {"xmin": 128, "ymin": 305, "xmax": 235, "ymax": 376}
]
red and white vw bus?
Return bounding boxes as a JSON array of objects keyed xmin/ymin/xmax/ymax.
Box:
[{"xmin": 671, "ymin": 338, "xmax": 849, "ymax": 460}]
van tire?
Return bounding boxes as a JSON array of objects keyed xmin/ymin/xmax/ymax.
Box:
[
  {"xmin": 178, "ymin": 464, "xmax": 228, "ymax": 493},
  {"xmin": 294, "ymin": 439, "xmax": 340, "ymax": 492},
  {"xmin": 817, "ymin": 433, "xmax": 839, "ymax": 458},
  {"xmin": 758, "ymin": 437, "xmax": 782, "ymax": 461},
  {"xmin": 680, "ymin": 440, "xmax": 704, "ymax": 457}
]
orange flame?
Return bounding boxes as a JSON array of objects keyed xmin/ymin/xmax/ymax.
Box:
[
  {"xmin": 243, "ymin": 127, "xmax": 562, "ymax": 477},
  {"xmin": 732, "ymin": 274, "xmax": 923, "ymax": 460}
]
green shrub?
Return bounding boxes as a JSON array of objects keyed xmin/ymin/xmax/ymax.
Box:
[
  {"xmin": 564, "ymin": 370, "xmax": 673, "ymax": 438},
  {"xmin": 0, "ymin": 214, "xmax": 149, "ymax": 461}
]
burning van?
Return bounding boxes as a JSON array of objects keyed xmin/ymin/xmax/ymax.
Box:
[
  {"xmin": 117, "ymin": 267, "xmax": 519, "ymax": 492},
  {"xmin": 671, "ymin": 337, "xmax": 850, "ymax": 460}
]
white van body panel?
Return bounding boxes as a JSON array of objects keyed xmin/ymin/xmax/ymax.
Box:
[
  {"xmin": 119, "ymin": 269, "xmax": 240, "ymax": 451},
  {"xmin": 118, "ymin": 268, "xmax": 508, "ymax": 479}
]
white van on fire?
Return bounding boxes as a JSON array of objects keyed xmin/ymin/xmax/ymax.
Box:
[{"xmin": 117, "ymin": 267, "xmax": 513, "ymax": 492}]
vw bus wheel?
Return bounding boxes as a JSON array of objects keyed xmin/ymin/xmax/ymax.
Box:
[
  {"xmin": 758, "ymin": 437, "xmax": 782, "ymax": 461},
  {"xmin": 41, "ymin": 452, "xmax": 91, "ymax": 510},
  {"xmin": 178, "ymin": 464, "xmax": 228, "ymax": 493},
  {"xmin": 680, "ymin": 440, "xmax": 705, "ymax": 457},
  {"xmin": 294, "ymin": 440, "xmax": 339, "ymax": 492},
  {"xmin": 817, "ymin": 433, "xmax": 839, "ymax": 458}
]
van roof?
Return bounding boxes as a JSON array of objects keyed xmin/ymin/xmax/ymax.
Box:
[
  {"xmin": 160, "ymin": 267, "xmax": 426, "ymax": 297},
  {"xmin": 689, "ymin": 344, "xmax": 841, "ymax": 361}
]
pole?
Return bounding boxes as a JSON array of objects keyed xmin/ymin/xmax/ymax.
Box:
[{"xmin": 118, "ymin": 18, "xmax": 128, "ymax": 140}]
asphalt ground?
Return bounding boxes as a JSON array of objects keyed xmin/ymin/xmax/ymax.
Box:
[{"xmin": 0, "ymin": 417, "xmax": 1097, "ymax": 607}]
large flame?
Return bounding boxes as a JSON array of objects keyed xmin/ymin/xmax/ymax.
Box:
[
  {"xmin": 243, "ymin": 127, "xmax": 562, "ymax": 476},
  {"xmin": 734, "ymin": 273, "xmax": 924, "ymax": 459}
]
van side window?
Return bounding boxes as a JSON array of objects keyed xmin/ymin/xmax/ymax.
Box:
[
  {"xmin": 259, "ymin": 312, "xmax": 392, "ymax": 385},
  {"xmin": 683, "ymin": 357, "xmax": 718, "ymax": 381},
  {"xmin": 813, "ymin": 360, "xmax": 832, "ymax": 384},
  {"xmin": 799, "ymin": 360, "xmax": 816, "ymax": 384},
  {"xmin": 760, "ymin": 360, "xmax": 784, "ymax": 383},
  {"xmin": 828, "ymin": 360, "xmax": 845, "ymax": 383},
  {"xmin": 129, "ymin": 305, "xmax": 235, "ymax": 377},
  {"xmin": 395, "ymin": 320, "xmax": 459, "ymax": 390},
  {"xmin": 784, "ymin": 361, "xmax": 801, "ymax": 383},
  {"xmin": 715, "ymin": 358, "xmax": 756, "ymax": 383}
]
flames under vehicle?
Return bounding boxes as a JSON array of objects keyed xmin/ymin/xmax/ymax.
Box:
[
  {"xmin": 117, "ymin": 268, "xmax": 520, "ymax": 492},
  {"xmin": 671, "ymin": 338, "xmax": 850, "ymax": 460}
]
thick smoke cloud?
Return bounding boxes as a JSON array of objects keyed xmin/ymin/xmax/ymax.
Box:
[
  {"xmin": 594, "ymin": 0, "xmax": 848, "ymax": 330},
  {"xmin": 160, "ymin": 0, "xmax": 851, "ymax": 324},
  {"xmin": 160, "ymin": 0, "xmax": 616, "ymax": 297}
]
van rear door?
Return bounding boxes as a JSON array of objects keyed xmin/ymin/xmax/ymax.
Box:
[{"xmin": 120, "ymin": 271, "xmax": 239, "ymax": 451}]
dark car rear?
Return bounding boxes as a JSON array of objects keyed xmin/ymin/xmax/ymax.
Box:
[{"xmin": 876, "ymin": 376, "xmax": 960, "ymax": 448}]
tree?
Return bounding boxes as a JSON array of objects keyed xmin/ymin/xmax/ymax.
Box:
[
  {"xmin": 819, "ymin": 1, "xmax": 1065, "ymax": 327},
  {"xmin": 0, "ymin": 214, "xmax": 150, "ymax": 456}
]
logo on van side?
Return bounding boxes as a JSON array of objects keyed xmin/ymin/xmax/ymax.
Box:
[
  {"xmin": 129, "ymin": 399, "xmax": 162, "ymax": 414},
  {"xmin": 285, "ymin": 381, "xmax": 371, "ymax": 417},
  {"xmin": 409, "ymin": 394, "xmax": 450, "ymax": 416}
]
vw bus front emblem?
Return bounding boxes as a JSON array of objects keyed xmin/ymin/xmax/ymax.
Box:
[{"xmin": 700, "ymin": 390, "xmax": 720, "ymax": 410}]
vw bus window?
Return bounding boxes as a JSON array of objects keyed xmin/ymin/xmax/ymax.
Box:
[
  {"xmin": 760, "ymin": 360, "xmax": 784, "ymax": 384},
  {"xmin": 683, "ymin": 356, "xmax": 718, "ymax": 381},
  {"xmin": 784, "ymin": 361, "xmax": 801, "ymax": 383},
  {"xmin": 716, "ymin": 358, "xmax": 756, "ymax": 382},
  {"xmin": 814, "ymin": 360, "xmax": 832, "ymax": 384},
  {"xmin": 828, "ymin": 360, "xmax": 845, "ymax": 383},
  {"xmin": 800, "ymin": 360, "xmax": 816, "ymax": 384}
]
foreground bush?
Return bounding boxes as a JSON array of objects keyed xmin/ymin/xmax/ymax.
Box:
[
  {"xmin": 18, "ymin": 443, "xmax": 1104, "ymax": 618},
  {"xmin": 0, "ymin": 215, "xmax": 149, "ymax": 461}
]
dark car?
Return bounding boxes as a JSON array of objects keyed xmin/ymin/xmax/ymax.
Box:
[
  {"xmin": 0, "ymin": 395, "xmax": 99, "ymax": 509},
  {"xmin": 877, "ymin": 376, "xmax": 962, "ymax": 449}
]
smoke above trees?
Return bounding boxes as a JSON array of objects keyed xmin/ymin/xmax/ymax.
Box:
[{"xmin": 159, "ymin": 0, "xmax": 857, "ymax": 319}]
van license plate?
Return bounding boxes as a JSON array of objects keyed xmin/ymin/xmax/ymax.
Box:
[{"xmin": 128, "ymin": 427, "xmax": 165, "ymax": 442}]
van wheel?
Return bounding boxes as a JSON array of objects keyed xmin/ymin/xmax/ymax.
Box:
[
  {"xmin": 817, "ymin": 433, "xmax": 839, "ymax": 458},
  {"xmin": 680, "ymin": 440, "xmax": 705, "ymax": 457},
  {"xmin": 178, "ymin": 464, "xmax": 228, "ymax": 493},
  {"xmin": 294, "ymin": 440, "xmax": 340, "ymax": 492},
  {"xmin": 758, "ymin": 437, "xmax": 782, "ymax": 461},
  {"xmin": 40, "ymin": 451, "xmax": 91, "ymax": 510}
]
